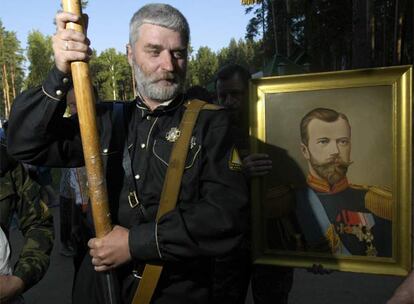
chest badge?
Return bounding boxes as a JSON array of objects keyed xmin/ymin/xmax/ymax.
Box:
[
  {"xmin": 190, "ymin": 136, "xmax": 197, "ymax": 149},
  {"xmin": 166, "ymin": 127, "xmax": 181, "ymax": 142},
  {"xmin": 229, "ymin": 146, "xmax": 243, "ymax": 171}
]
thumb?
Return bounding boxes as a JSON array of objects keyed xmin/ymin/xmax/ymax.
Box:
[{"xmin": 82, "ymin": 13, "xmax": 89, "ymax": 36}]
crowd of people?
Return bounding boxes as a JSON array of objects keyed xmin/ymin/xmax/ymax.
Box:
[{"xmin": 1, "ymin": 3, "xmax": 412, "ymax": 304}]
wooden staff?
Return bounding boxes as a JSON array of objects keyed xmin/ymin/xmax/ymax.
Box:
[
  {"xmin": 61, "ymin": 0, "xmax": 111, "ymax": 239},
  {"xmin": 61, "ymin": 1, "xmax": 119, "ymax": 303}
]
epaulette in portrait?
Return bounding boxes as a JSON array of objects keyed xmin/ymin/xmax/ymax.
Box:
[
  {"xmin": 349, "ymin": 183, "xmax": 370, "ymax": 191},
  {"xmin": 364, "ymin": 185, "xmax": 393, "ymax": 221}
]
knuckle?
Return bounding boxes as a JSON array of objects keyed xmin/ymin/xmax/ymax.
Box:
[{"xmin": 96, "ymin": 252, "xmax": 105, "ymax": 259}]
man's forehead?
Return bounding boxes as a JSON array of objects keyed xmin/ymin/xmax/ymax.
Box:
[
  {"xmin": 308, "ymin": 117, "xmax": 350, "ymax": 137},
  {"xmin": 137, "ymin": 23, "xmax": 186, "ymax": 47}
]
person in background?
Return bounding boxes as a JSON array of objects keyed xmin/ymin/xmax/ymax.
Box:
[
  {"xmin": 37, "ymin": 166, "xmax": 59, "ymax": 207},
  {"xmin": 186, "ymin": 85, "xmax": 214, "ymax": 103},
  {"xmin": 0, "ymin": 226, "xmax": 24, "ymax": 304},
  {"xmin": 59, "ymin": 88, "xmax": 90, "ymax": 275},
  {"xmin": 0, "ymin": 122, "xmax": 54, "ymax": 303},
  {"xmin": 213, "ymin": 63, "xmax": 294, "ymax": 304}
]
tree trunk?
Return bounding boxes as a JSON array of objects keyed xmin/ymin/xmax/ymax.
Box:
[
  {"xmin": 131, "ymin": 68, "xmax": 136, "ymax": 97},
  {"xmin": 393, "ymin": 0, "xmax": 400, "ymax": 64},
  {"xmin": 368, "ymin": 1, "xmax": 375, "ymax": 65},
  {"xmin": 382, "ymin": 6, "xmax": 387, "ymax": 66},
  {"xmin": 352, "ymin": 0, "xmax": 371, "ymax": 68},
  {"xmin": 1, "ymin": 79, "xmax": 7, "ymax": 117},
  {"xmin": 2, "ymin": 63, "xmax": 10, "ymax": 117},
  {"xmin": 271, "ymin": 0, "xmax": 279, "ymax": 55},
  {"xmin": 111, "ymin": 64, "xmax": 116, "ymax": 100},
  {"xmin": 126, "ymin": 44, "xmax": 137, "ymax": 97},
  {"xmin": 285, "ymin": 0, "xmax": 292, "ymax": 57},
  {"xmin": 395, "ymin": 0, "xmax": 407, "ymax": 65},
  {"xmin": 10, "ymin": 63, "xmax": 16, "ymax": 100}
]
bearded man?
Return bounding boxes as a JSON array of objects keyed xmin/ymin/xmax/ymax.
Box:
[
  {"xmin": 294, "ymin": 107, "xmax": 392, "ymax": 257},
  {"xmin": 7, "ymin": 4, "xmax": 248, "ymax": 303}
]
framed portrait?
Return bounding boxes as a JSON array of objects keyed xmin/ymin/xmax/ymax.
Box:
[{"xmin": 250, "ymin": 65, "xmax": 412, "ymax": 276}]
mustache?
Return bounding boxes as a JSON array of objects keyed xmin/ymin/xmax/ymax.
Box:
[
  {"xmin": 150, "ymin": 72, "xmax": 178, "ymax": 83},
  {"xmin": 328, "ymin": 157, "xmax": 352, "ymax": 165},
  {"xmin": 313, "ymin": 157, "xmax": 353, "ymax": 170},
  {"xmin": 312, "ymin": 157, "xmax": 352, "ymax": 185}
]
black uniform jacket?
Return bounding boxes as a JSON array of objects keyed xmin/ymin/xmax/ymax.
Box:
[{"xmin": 8, "ymin": 67, "xmax": 248, "ymax": 303}]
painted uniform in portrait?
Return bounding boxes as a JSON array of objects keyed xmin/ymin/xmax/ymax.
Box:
[
  {"xmin": 264, "ymin": 107, "xmax": 392, "ymax": 258},
  {"xmin": 295, "ymin": 175, "xmax": 392, "ymax": 257}
]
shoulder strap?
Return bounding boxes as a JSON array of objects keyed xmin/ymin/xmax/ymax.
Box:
[
  {"xmin": 365, "ymin": 186, "xmax": 393, "ymax": 220},
  {"xmin": 156, "ymin": 99, "xmax": 207, "ymax": 219},
  {"xmin": 132, "ymin": 99, "xmax": 207, "ymax": 304}
]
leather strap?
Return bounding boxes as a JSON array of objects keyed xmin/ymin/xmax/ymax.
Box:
[{"xmin": 131, "ymin": 99, "xmax": 207, "ymax": 304}]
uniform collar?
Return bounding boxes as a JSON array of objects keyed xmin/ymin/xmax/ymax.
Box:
[
  {"xmin": 307, "ymin": 174, "xmax": 349, "ymax": 194},
  {"xmin": 135, "ymin": 92, "xmax": 184, "ymax": 115}
]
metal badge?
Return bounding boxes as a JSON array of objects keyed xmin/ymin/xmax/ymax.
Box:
[
  {"xmin": 128, "ymin": 191, "xmax": 140, "ymax": 208},
  {"xmin": 166, "ymin": 127, "xmax": 181, "ymax": 142},
  {"xmin": 190, "ymin": 136, "xmax": 197, "ymax": 149}
]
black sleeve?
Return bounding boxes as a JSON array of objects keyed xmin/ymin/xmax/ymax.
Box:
[{"xmin": 8, "ymin": 66, "xmax": 84, "ymax": 167}]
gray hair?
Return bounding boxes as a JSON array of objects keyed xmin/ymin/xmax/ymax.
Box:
[{"xmin": 129, "ymin": 3, "xmax": 190, "ymax": 47}]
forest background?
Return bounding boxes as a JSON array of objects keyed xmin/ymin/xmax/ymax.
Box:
[{"xmin": 0, "ymin": 0, "xmax": 413, "ymax": 118}]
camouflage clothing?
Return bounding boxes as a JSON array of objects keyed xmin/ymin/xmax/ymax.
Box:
[{"xmin": 0, "ymin": 162, "xmax": 54, "ymax": 291}]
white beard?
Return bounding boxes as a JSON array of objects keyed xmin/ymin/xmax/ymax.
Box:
[{"xmin": 133, "ymin": 62, "xmax": 184, "ymax": 102}]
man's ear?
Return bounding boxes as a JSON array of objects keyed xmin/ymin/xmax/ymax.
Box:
[
  {"xmin": 127, "ymin": 44, "xmax": 133, "ymax": 66},
  {"xmin": 301, "ymin": 143, "xmax": 310, "ymax": 160}
]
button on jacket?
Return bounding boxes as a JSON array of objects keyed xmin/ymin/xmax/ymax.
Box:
[{"xmin": 8, "ymin": 66, "xmax": 249, "ymax": 303}]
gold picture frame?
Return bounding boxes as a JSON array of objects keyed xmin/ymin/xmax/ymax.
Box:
[{"xmin": 250, "ymin": 65, "xmax": 412, "ymax": 276}]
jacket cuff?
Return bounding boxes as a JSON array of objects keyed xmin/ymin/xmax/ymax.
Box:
[
  {"xmin": 129, "ymin": 222, "xmax": 162, "ymax": 262},
  {"xmin": 42, "ymin": 66, "xmax": 72, "ymax": 101},
  {"xmin": 13, "ymin": 267, "xmax": 33, "ymax": 292}
]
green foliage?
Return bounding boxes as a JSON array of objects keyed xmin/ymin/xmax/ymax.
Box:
[
  {"xmin": 244, "ymin": 0, "xmax": 413, "ymax": 72},
  {"xmin": 217, "ymin": 38, "xmax": 261, "ymax": 70},
  {"xmin": 189, "ymin": 46, "xmax": 218, "ymax": 87},
  {"xmin": 187, "ymin": 38, "xmax": 263, "ymax": 90},
  {"xmin": 25, "ymin": 31, "xmax": 53, "ymax": 88},
  {"xmin": 4, "ymin": 0, "xmax": 409, "ymax": 109},
  {"xmin": 89, "ymin": 48, "xmax": 133, "ymax": 101},
  {"xmin": 0, "ymin": 19, "xmax": 25, "ymax": 118}
]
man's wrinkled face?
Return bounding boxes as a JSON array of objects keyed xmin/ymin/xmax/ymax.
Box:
[
  {"xmin": 301, "ymin": 117, "xmax": 352, "ymax": 185},
  {"xmin": 128, "ymin": 23, "xmax": 187, "ymax": 102}
]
